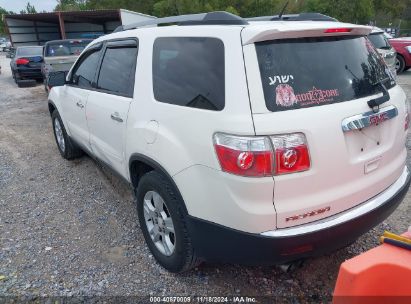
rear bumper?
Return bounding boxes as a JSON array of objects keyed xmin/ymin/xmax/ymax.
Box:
[
  {"xmin": 186, "ymin": 166, "xmax": 410, "ymax": 265},
  {"xmin": 16, "ymin": 67, "xmax": 43, "ymax": 79}
]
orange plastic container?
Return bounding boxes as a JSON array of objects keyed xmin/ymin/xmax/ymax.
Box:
[{"xmin": 333, "ymin": 232, "xmax": 411, "ymax": 304}]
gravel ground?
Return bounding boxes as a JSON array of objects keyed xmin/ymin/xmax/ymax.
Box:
[{"xmin": 0, "ymin": 52, "xmax": 410, "ymax": 302}]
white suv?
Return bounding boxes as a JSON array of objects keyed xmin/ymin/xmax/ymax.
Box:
[{"xmin": 47, "ymin": 12, "xmax": 411, "ymax": 272}]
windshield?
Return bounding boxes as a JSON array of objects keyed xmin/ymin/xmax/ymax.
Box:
[
  {"xmin": 384, "ymin": 32, "xmax": 393, "ymax": 39},
  {"xmin": 255, "ymin": 36, "xmax": 395, "ymax": 112},
  {"xmin": 368, "ymin": 33, "xmax": 391, "ymax": 49},
  {"xmin": 45, "ymin": 40, "xmax": 91, "ymax": 57},
  {"xmin": 16, "ymin": 47, "xmax": 43, "ymax": 57}
]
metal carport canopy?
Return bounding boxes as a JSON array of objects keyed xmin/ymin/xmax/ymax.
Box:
[{"xmin": 3, "ymin": 9, "xmax": 154, "ymax": 47}]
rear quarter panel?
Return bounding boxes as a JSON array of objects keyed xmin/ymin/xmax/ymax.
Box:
[
  {"xmin": 121, "ymin": 27, "xmax": 278, "ymax": 232},
  {"xmin": 124, "ymin": 26, "xmax": 255, "ymax": 179}
]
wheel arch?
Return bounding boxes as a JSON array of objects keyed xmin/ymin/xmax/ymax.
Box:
[
  {"xmin": 48, "ymin": 97, "xmax": 72, "ymax": 137},
  {"xmin": 396, "ymin": 53, "xmax": 406, "ymax": 73},
  {"xmin": 48, "ymin": 100, "xmax": 57, "ymax": 117},
  {"xmin": 129, "ymin": 153, "xmax": 189, "ymax": 215}
]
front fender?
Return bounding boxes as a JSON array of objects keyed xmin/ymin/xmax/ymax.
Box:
[{"xmin": 48, "ymin": 86, "xmax": 71, "ymax": 137}]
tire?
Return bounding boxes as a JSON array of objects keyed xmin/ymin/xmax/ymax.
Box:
[
  {"xmin": 136, "ymin": 171, "xmax": 201, "ymax": 272},
  {"xmin": 17, "ymin": 79, "xmax": 36, "ymax": 88},
  {"xmin": 396, "ymin": 54, "xmax": 406, "ymax": 74},
  {"xmin": 51, "ymin": 110, "xmax": 83, "ymax": 160},
  {"xmin": 12, "ymin": 70, "xmax": 19, "ymax": 83}
]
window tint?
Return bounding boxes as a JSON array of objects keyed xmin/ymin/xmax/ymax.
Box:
[
  {"xmin": 16, "ymin": 47, "xmax": 43, "ymax": 57},
  {"xmin": 45, "ymin": 40, "xmax": 91, "ymax": 57},
  {"xmin": 368, "ymin": 33, "xmax": 391, "ymax": 50},
  {"xmin": 153, "ymin": 37, "xmax": 225, "ymax": 111},
  {"xmin": 71, "ymin": 49, "xmax": 101, "ymax": 89},
  {"xmin": 97, "ymin": 46, "xmax": 138, "ymax": 97},
  {"xmin": 255, "ymin": 36, "xmax": 396, "ymax": 112}
]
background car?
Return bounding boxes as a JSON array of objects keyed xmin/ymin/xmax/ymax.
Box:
[
  {"xmin": 42, "ymin": 39, "xmax": 92, "ymax": 91},
  {"xmin": 10, "ymin": 46, "xmax": 44, "ymax": 85},
  {"xmin": 0, "ymin": 38, "xmax": 11, "ymax": 52},
  {"xmin": 6, "ymin": 47, "xmax": 16, "ymax": 59},
  {"xmin": 388, "ymin": 37, "xmax": 411, "ymax": 74},
  {"xmin": 368, "ymin": 28, "xmax": 397, "ymax": 76},
  {"xmin": 0, "ymin": 38, "xmax": 6, "ymax": 50}
]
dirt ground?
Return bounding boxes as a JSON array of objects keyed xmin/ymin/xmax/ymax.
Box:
[{"xmin": 1, "ymin": 52, "xmax": 410, "ymax": 301}]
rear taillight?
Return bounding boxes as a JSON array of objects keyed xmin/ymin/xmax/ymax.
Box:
[
  {"xmin": 16, "ymin": 58, "xmax": 30, "ymax": 65},
  {"xmin": 214, "ymin": 133, "xmax": 273, "ymax": 177},
  {"xmin": 213, "ymin": 133, "xmax": 311, "ymax": 177},
  {"xmin": 271, "ymin": 133, "xmax": 311, "ymax": 175}
]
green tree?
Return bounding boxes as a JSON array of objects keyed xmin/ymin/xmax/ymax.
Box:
[
  {"xmin": 49, "ymin": 0, "xmax": 410, "ymax": 29},
  {"xmin": 0, "ymin": 6, "xmax": 14, "ymax": 35},
  {"xmin": 372, "ymin": 0, "xmax": 410, "ymax": 27},
  {"xmin": 20, "ymin": 2, "xmax": 37, "ymax": 14},
  {"xmin": 0, "ymin": 6, "xmax": 7, "ymax": 35},
  {"xmin": 303, "ymin": 0, "xmax": 374, "ymax": 23},
  {"xmin": 55, "ymin": 0, "xmax": 89, "ymax": 11}
]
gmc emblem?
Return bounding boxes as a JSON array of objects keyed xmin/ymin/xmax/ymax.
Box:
[
  {"xmin": 285, "ymin": 206, "xmax": 331, "ymax": 222},
  {"xmin": 369, "ymin": 112, "xmax": 389, "ymax": 126}
]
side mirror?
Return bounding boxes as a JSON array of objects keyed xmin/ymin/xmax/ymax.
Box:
[
  {"xmin": 72, "ymin": 74, "xmax": 79, "ymax": 85},
  {"xmin": 48, "ymin": 71, "xmax": 67, "ymax": 88}
]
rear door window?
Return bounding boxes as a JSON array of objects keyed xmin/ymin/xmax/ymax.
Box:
[
  {"xmin": 96, "ymin": 42, "xmax": 138, "ymax": 97},
  {"xmin": 152, "ymin": 37, "xmax": 225, "ymax": 111},
  {"xmin": 255, "ymin": 36, "xmax": 395, "ymax": 112}
]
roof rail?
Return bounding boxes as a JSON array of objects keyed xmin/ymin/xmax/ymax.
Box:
[
  {"xmin": 247, "ymin": 13, "xmax": 337, "ymax": 22},
  {"xmin": 114, "ymin": 11, "xmax": 248, "ymax": 32}
]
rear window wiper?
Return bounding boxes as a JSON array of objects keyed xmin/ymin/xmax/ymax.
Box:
[{"xmin": 368, "ymin": 77, "xmax": 390, "ymax": 109}]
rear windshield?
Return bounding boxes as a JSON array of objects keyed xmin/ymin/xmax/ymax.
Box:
[
  {"xmin": 368, "ymin": 33, "xmax": 391, "ymax": 50},
  {"xmin": 45, "ymin": 40, "xmax": 90, "ymax": 57},
  {"xmin": 256, "ymin": 36, "xmax": 395, "ymax": 112},
  {"xmin": 16, "ymin": 47, "xmax": 43, "ymax": 57}
]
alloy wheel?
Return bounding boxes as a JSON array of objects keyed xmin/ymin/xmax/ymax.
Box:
[
  {"xmin": 54, "ymin": 118, "xmax": 65, "ymax": 152},
  {"xmin": 395, "ymin": 58, "xmax": 400, "ymax": 71},
  {"xmin": 143, "ymin": 190, "xmax": 176, "ymax": 256}
]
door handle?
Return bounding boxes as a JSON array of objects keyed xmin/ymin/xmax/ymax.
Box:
[
  {"xmin": 76, "ymin": 101, "xmax": 84, "ymax": 109},
  {"xmin": 110, "ymin": 113, "xmax": 123, "ymax": 123}
]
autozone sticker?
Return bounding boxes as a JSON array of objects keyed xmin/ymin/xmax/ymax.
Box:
[{"xmin": 275, "ymin": 84, "xmax": 340, "ymax": 108}]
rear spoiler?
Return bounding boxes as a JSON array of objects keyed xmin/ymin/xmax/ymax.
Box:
[
  {"xmin": 246, "ymin": 13, "xmax": 337, "ymax": 22},
  {"xmin": 242, "ymin": 24, "xmax": 373, "ymax": 45}
]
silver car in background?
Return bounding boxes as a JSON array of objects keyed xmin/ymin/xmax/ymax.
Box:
[
  {"xmin": 368, "ymin": 27, "xmax": 397, "ymax": 77},
  {"xmin": 42, "ymin": 39, "xmax": 92, "ymax": 91},
  {"xmin": 0, "ymin": 38, "xmax": 12, "ymax": 52}
]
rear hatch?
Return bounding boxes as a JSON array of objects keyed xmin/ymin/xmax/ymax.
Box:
[
  {"xmin": 242, "ymin": 23, "xmax": 408, "ymax": 228},
  {"xmin": 15, "ymin": 46, "xmax": 43, "ymax": 69},
  {"xmin": 45, "ymin": 56, "xmax": 78, "ymax": 73},
  {"xmin": 43, "ymin": 40, "xmax": 91, "ymax": 74}
]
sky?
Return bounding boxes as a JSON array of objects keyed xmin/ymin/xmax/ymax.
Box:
[{"xmin": 0, "ymin": 0, "xmax": 57, "ymax": 13}]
